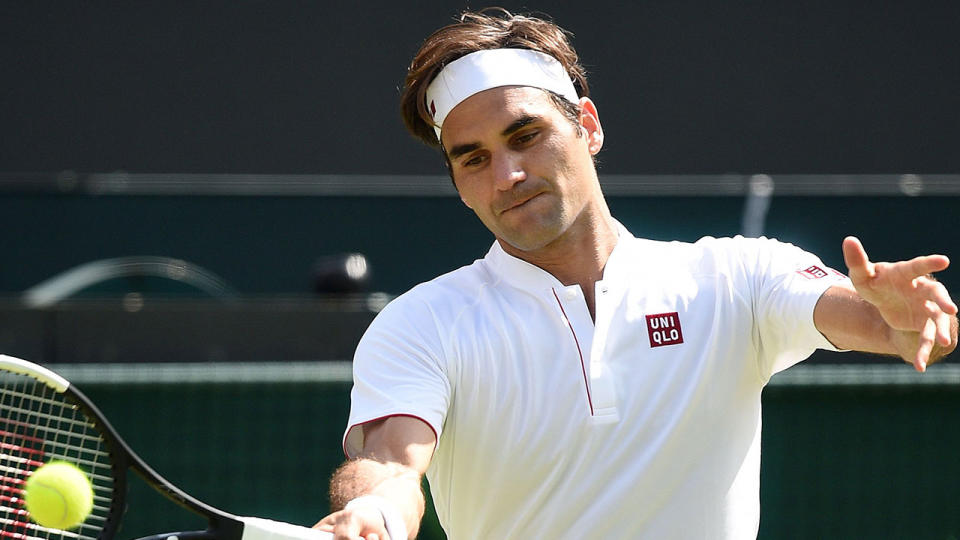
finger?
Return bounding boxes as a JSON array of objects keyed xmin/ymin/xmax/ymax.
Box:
[
  {"xmin": 928, "ymin": 279, "xmax": 958, "ymax": 315},
  {"xmin": 914, "ymin": 318, "xmax": 937, "ymax": 372},
  {"xmin": 842, "ymin": 236, "xmax": 875, "ymax": 282},
  {"xmin": 936, "ymin": 309, "xmax": 953, "ymax": 346},
  {"xmin": 914, "ymin": 276, "xmax": 959, "ymax": 317},
  {"xmin": 905, "ymin": 254, "xmax": 951, "ymax": 279},
  {"xmin": 918, "ymin": 300, "xmax": 951, "ymax": 345},
  {"xmin": 330, "ymin": 514, "xmax": 364, "ymax": 540},
  {"xmin": 330, "ymin": 507, "xmax": 388, "ymax": 540}
]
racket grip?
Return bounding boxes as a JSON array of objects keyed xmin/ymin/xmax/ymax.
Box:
[{"xmin": 239, "ymin": 517, "xmax": 333, "ymax": 540}]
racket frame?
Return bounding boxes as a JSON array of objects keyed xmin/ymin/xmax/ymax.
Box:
[{"xmin": 1, "ymin": 355, "xmax": 246, "ymax": 540}]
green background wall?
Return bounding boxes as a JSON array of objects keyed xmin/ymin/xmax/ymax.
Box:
[
  {"xmin": 2, "ymin": 193, "xmax": 957, "ymax": 298},
  {"xmin": 77, "ymin": 378, "xmax": 960, "ymax": 539}
]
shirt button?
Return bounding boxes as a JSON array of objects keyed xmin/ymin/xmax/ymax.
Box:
[{"xmin": 565, "ymin": 288, "xmax": 578, "ymax": 299}]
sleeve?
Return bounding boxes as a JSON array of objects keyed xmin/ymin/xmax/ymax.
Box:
[
  {"xmin": 342, "ymin": 291, "xmax": 451, "ymax": 458},
  {"xmin": 744, "ymin": 237, "xmax": 851, "ymax": 379}
]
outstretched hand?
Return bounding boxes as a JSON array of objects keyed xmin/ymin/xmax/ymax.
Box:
[{"xmin": 842, "ymin": 236, "xmax": 958, "ymax": 371}]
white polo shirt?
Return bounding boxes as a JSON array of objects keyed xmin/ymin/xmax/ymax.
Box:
[{"xmin": 344, "ymin": 228, "xmax": 846, "ymax": 539}]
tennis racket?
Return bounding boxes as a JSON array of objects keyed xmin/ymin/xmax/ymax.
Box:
[{"xmin": 0, "ymin": 354, "xmax": 333, "ymax": 540}]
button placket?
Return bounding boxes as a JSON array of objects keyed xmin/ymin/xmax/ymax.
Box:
[
  {"xmin": 589, "ymin": 280, "xmax": 620, "ymax": 423},
  {"xmin": 551, "ymin": 285, "xmax": 595, "ymax": 417}
]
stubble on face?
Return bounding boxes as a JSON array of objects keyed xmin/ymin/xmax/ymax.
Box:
[{"xmin": 442, "ymin": 87, "xmax": 602, "ymax": 258}]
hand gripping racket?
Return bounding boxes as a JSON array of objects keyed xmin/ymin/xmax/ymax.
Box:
[{"xmin": 0, "ymin": 355, "xmax": 333, "ymax": 540}]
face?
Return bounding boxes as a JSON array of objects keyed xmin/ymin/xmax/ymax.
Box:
[{"xmin": 440, "ymin": 86, "xmax": 605, "ymax": 256}]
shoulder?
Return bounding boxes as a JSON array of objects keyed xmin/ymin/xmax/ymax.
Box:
[
  {"xmin": 618, "ymin": 234, "xmax": 774, "ymax": 255},
  {"xmin": 618, "ymin": 234, "xmax": 820, "ymax": 277},
  {"xmin": 391, "ymin": 257, "xmax": 492, "ymax": 311},
  {"xmin": 689, "ymin": 235, "xmax": 795, "ymax": 255},
  {"xmin": 365, "ymin": 257, "xmax": 494, "ymax": 336},
  {"xmin": 617, "ymin": 234, "xmax": 763, "ymax": 266}
]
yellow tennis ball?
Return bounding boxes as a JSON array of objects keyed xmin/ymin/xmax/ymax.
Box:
[{"xmin": 24, "ymin": 461, "xmax": 94, "ymax": 530}]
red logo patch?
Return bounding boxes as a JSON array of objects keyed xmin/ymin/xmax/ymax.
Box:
[
  {"xmin": 646, "ymin": 312, "xmax": 684, "ymax": 347},
  {"xmin": 797, "ymin": 265, "xmax": 829, "ymax": 279},
  {"xmin": 429, "ymin": 100, "xmax": 437, "ymax": 118}
]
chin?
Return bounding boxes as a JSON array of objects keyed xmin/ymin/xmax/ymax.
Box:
[
  {"xmin": 502, "ymin": 238, "xmax": 551, "ymax": 253},
  {"xmin": 498, "ymin": 226, "xmax": 563, "ymax": 253},
  {"xmin": 492, "ymin": 209, "xmax": 570, "ymax": 253}
]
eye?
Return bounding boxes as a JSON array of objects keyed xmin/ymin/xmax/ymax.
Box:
[
  {"xmin": 462, "ymin": 154, "xmax": 487, "ymax": 168},
  {"xmin": 512, "ymin": 130, "xmax": 539, "ymax": 146}
]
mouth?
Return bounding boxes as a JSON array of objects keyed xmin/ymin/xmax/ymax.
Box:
[{"xmin": 498, "ymin": 191, "xmax": 543, "ymax": 215}]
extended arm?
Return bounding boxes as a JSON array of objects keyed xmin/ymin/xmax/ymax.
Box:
[
  {"xmin": 814, "ymin": 236, "xmax": 958, "ymax": 371},
  {"xmin": 315, "ymin": 416, "xmax": 436, "ymax": 540}
]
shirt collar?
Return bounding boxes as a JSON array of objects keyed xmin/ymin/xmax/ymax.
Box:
[{"xmin": 483, "ymin": 220, "xmax": 635, "ymax": 291}]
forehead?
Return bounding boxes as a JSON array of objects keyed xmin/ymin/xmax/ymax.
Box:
[{"xmin": 440, "ymin": 86, "xmax": 559, "ymax": 146}]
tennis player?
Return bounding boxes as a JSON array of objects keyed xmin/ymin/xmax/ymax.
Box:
[{"xmin": 315, "ymin": 9, "xmax": 958, "ymax": 539}]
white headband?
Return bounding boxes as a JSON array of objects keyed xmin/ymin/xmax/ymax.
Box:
[{"xmin": 425, "ymin": 48, "xmax": 579, "ymax": 139}]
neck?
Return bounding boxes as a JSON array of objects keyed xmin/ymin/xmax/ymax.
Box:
[{"xmin": 499, "ymin": 207, "xmax": 619, "ymax": 319}]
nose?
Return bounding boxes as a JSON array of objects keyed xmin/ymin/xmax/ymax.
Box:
[{"xmin": 492, "ymin": 151, "xmax": 527, "ymax": 191}]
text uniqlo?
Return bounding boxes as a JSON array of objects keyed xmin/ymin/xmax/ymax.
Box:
[{"xmin": 646, "ymin": 312, "xmax": 684, "ymax": 347}]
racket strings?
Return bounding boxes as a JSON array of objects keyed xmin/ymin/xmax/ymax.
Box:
[{"xmin": 1, "ymin": 373, "xmax": 115, "ymax": 540}]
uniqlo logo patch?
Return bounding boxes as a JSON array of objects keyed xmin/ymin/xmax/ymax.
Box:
[
  {"xmin": 797, "ymin": 265, "xmax": 829, "ymax": 279},
  {"xmin": 646, "ymin": 312, "xmax": 684, "ymax": 347}
]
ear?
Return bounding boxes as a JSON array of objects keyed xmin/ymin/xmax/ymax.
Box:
[
  {"xmin": 578, "ymin": 97, "xmax": 604, "ymax": 155},
  {"xmin": 443, "ymin": 155, "xmax": 472, "ymax": 208},
  {"xmin": 451, "ymin": 176, "xmax": 473, "ymax": 209}
]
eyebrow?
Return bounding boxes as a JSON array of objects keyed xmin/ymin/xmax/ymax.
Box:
[
  {"xmin": 446, "ymin": 115, "xmax": 543, "ymax": 161},
  {"xmin": 501, "ymin": 115, "xmax": 540, "ymax": 137},
  {"xmin": 447, "ymin": 142, "xmax": 480, "ymax": 161}
]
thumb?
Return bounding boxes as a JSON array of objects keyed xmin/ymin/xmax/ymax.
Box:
[{"xmin": 842, "ymin": 236, "xmax": 874, "ymax": 282}]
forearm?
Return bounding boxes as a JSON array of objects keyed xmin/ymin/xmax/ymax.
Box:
[
  {"xmin": 814, "ymin": 282, "xmax": 959, "ymax": 364},
  {"xmin": 814, "ymin": 283, "xmax": 896, "ymax": 354},
  {"xmin": 317, "ymin": 416, "xmax": 435, "ymax": 538},
  {"xmin": 329, "ymin": 457, "xmax": 425, "ymax": 537}
]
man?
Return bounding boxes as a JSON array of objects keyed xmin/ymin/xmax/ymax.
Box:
[{"xmin": 316, "ymin": 9, "xmax": 957, "ymax": 539}]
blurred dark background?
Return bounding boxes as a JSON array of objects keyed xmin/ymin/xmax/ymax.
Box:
[
  {"xmin": 2, "ymin": 1, "xmax": 959, "ymax": 538},
  {"xmin": 2, "ymin": 1, "xmax": 958, "ymax": 175}
]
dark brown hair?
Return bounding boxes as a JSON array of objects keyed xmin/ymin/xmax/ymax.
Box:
[{"xmin": 400, "ymin": 8, "xmax": 589, "ymax": 147}]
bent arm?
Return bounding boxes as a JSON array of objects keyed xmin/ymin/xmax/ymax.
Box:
[
  {"xmin": 813, "ymin": 237, "xmax": 958, "ymax": 371},
  {"xmin": 814, "ymin": 281, "xmax": 958, "ymax": 365},
  {"xmin": 317, "ymin": 416, "xmax": 436, "ymax": 539}
]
